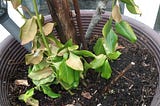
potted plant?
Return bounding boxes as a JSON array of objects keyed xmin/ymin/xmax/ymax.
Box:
[{"xmin": 0, "ymin": 0, "xmax": 160, "ymax": 106}]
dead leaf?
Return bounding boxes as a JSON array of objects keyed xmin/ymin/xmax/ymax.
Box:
[
  {"xmin": 66, "ymin": 52, "xmax": 83, "ymax": 71},
  {"xmin": 112, "ymin": 5, "xmax": 122, "ymax": 22},
  {"xmin": 28, "ymin": 67, "xmax": 53, "ymax": 80},
  {"xmin": 43, "ymin": 23, "xmax": 54, "ymax": 36},
  {"xmin": 14, "ymin": 79, "xmax": 29, "ymax": 86},
  {"xmin": 81, "ymin": 91, "xmax": 92, "ymax": 99},
  {"xmin": 11, "ymin": 0, "xmax": 21, "ymax": 9},
  {"xmin": 25, "ymin": 49, "xmax": 44, "ymax": 65},
  {"xmin": 20, "ymin": 17, "xmax": 37, "ymax": 45}
]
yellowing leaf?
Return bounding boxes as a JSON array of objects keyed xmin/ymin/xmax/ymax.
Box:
[
  {"xmin": 43, "ymin": 23, "xmax": 54, "ymax": 36},
  {"xmin": 20, "ymin": 17, "xmax": 37, "ymax": 45},
  {"xmin": 19, "ymin": 88, "xmax": 34, "ymax": 102},
  {"xmin": 26, "ymin": 97, "xmax": 39, "ymax": 106},
  {"xmin": 33, "ymin": 74, "xmax": 55, "ymax": 86},
  {"xmin": 11, "ymin": 0, "xmax": 21, "ymax": 9},
  {"xmin": 28, "ymin": 67, "xmax": 53, "ymax": 80},
  {"xmin": 112, "ymin": 5, "xmax": 122, "ymax": 22},
  {"xmin": 25, "ymin": 49, "xmax": 43, "ymax": 65},
  {"xmin": 57, "ymin": 48, "xmax": 67, "ymax": 56},
  {"xmin": 66, "ymin": 52, "xmax": 83, "ymax": 71},
  {"xmin": 90, "ymin": 54, "xmax": 106, "ymax": 69}
]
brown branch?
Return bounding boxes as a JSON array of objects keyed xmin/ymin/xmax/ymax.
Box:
[
  {"xmin": 46, "ymin": 0, "xmax": 77, "ymax": 44},
  {"xmin": 72, "ymin": 0, "xmax": 87, "ymax": 49},
  {"xmin": 114, "ymin": 69, "xmax": 134, "ymax": 84},
  {"xmin": 104, "ymin": 62, "xmax": 135, "ymax": 93},
  {"xmin": 46, "ymin": 0, "xmax": 66, "ymax": 43}
]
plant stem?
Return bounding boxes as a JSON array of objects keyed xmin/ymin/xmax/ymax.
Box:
[
  {"xmin": 32, "ymin": 0, "xmax": 51, "ymax": 55},
  {"xmin": 85, "ymin": 0, "xmax": 109, "ymax": 39},
  {"xmin": 16, "ymin": 9, "xmax": 26, "ymax": 19},
  {"xmin": 72, "ymin": 0, "xmax": 88, "ymax": 50}
]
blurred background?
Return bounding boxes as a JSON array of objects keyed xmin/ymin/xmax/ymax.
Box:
[{"xmin": 0, "ymin": 0, "xmax": 159, "ymax": 43}]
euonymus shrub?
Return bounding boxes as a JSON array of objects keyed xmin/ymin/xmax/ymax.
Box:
[{"xmin": 11, "ymin": 0, "xmax": 141, "ymax": 105}]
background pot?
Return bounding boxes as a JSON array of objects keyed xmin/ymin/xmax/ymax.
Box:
[{"xmin": 0, "ymin": 11, "xmax": 160, "ymax": 106}]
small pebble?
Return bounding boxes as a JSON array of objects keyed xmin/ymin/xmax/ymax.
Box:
[{"xmin": 97, "ymin": 103, "xmax": 102, "ymax": 106}]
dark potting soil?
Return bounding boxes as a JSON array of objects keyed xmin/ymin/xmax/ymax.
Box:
[{"xmin": 8, "ymin": 37, "xmax": 159, "ymax": 106}]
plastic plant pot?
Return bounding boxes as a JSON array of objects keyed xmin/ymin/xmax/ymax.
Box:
[{"xmin": 0, "ymin": 11, "xmax": 160, "ymax": 106}]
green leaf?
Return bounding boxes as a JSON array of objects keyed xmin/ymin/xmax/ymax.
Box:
[
  {"xmin": 104, "ymin": 29, "xmax": 118, "ymax": 54},
  {"xmin": 120, "ymin": 0, "xmax": 141, "ymax": 15},
  {"xmin": 59, "ymin": 61, "xmax": 74, "ymax": 85},
  {"xmin": 126, "ymin": 4, "xmax": 142, "ymax": 15},
  {"xmin": 102, "ymin": 18, "xmax": 112, "ymax": 37},
  {"xmin": 49, "ymin": 56, "xmax": 63, "ymax": 63},
  {"xmin": 120, "ymin": 0, "xmax": 135, "ymax": 6},
  {"xmin": 19, "ymin": 88, "xmax": 34, "ymax": 102},
  {"xmin": 72, "ymin": 71, "xmax": 80, "ymax": 88},
  {"xmin": 25, "ymin": 49, "xmax": 44, "ymax": 65},
  {"xmin": 93, "ymin": 38, "xmax": 105, "ymax": 55},
  {"xmin": 32, "ymin": 74, "xmax": 55, "ymax": 86},
  {"xmin": 107, "ymin": 51, "xmax": 121, "ymax": 60},
  {"xmin": 101, "ymin": 60, "xmax": 112, "ymax": 79},
  {"xmin": 68, "ymin": 45, "xmax": 79, "ymax": 51},
  {"xmin": 28, "ymin": 67, "xmax": 53, "ymax": 80},
  {"xmin": 20, "ymin": 17, "xmax": 37, "ymax": 45},
  {"xmin": 11, "ymin": 0, "xmax": 21, "ymax": 9},
  {"xmin": 115, "ymin": 20, "xmax": 137, "ymax": 43},
  {"xmin": 66, "ymin": 52, "xmax": 83, "ymax": 71},
  {"xmin": 41, "ymin": 85, "xmax": 61, "ymax": 98},
  {"xmin": 60, "ymin": 81, "xmax": 73, "ymax": 90},
  {"xmin": 64, "ymin": 39, "xmax": 73, "ymax": 47},
  {"xmin": 73, "ymin": 50, "xmax": 96, "ymax": 57},
  {"xmin": 83, "ymin": 59, "xmax": 91, "ymax": 71},
  {"xmin": 57, "ymin": 39, "xmax": 73, "ymax": 55},
  {"xmin": 90, "ymin": 54, "xmax": 106, "ymax": 69},
  {"xmin": 112, "ymin": 5, "xmax": 122, "ymax": 22}
]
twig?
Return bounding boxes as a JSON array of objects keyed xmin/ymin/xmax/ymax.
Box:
[
  {"xmin": 85, "ymin": 0, "xmax": 109, "ymax": 39},
  {"xmin": 114, "ymin": 69, "xmax": 134, "ymax": 84},
  {"xmin": 72, "ymin": 0, "xmax": 88, "ymax": 49},
  {"xmin": 104, "ymin": 62, "xmax": 135, "ymax": 92}
]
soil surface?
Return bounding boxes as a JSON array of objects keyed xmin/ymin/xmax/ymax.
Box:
[{"xmin": 8, "ymin": 37, "xmax": 159, "ymax": 106}]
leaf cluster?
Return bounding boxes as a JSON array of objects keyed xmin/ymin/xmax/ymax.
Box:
[{"xmin": 10, "ymin": 0, "xmax": 140, "ymax": 105}]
